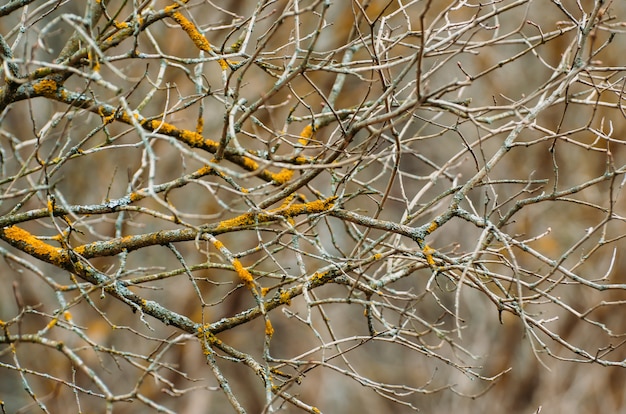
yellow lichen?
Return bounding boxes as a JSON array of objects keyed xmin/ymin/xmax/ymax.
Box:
[
  {"xmin": 279, "ymin": 290, "xmax": 291, "ymax": 305},
  {"xmin": 310, "ymin": 271, "xmax": 323, "ymax": 282},
  {"xmin": 180, "ymin": 129, "xmax": 216, "ymax": 149},
  {"xmin": 241, "ymin": 156, "xmax": 259, "ymax": 171},
  {"xmin": 197, "ymin": 325, "xmax": 222, "ymax": 354},
  {"xmin": 298, "ymin": 124, "xmax": 314, "ymax": 146},
  {"xmin": 268, "ymin": 168, "xmax": 294, "ymax": 185},
  {"xmin": 277, "ymin": 196, "xmax": 336, "ymax": 216},
  {"xmin": 58, "ymin": 88, "xmax": 69, "ymax": 100},
  {"xmin": 265, "ymin": 319, "xmax": 274, "ymax": 337},
  {"xmin": 427, "ymin": 221, "xmax": 438, "ymax": 234},
  {"xmin": 196, "ymin": 165, "xmax": 213, "ymax": 176},
  {"xmin": 45, "ymin": 318, "xmax": 58, "ymax": 330},
  {"xmin": 63, "ymin": 311, "xmax": 72, "ymax": 321},
  {"xmin": 163, "ymin": 0, "xmax": 189, "ymax": 14},
  {"xmin": 422, "ymin": 244, "xmax": 436, "ymax": 267},
  {"xmin": 98, "ymin": 107, "xmax": 115, "ymax": 125},
  {"xmin": 218, "ymin": 58, "xmax": 229, "ymax": 70},
  {"xmin": 214, "ymin": 197, "xmax": 336, "ymax": 232},
  {"xmin": 170, "ymin": 11, "xmax": 213, "ymax": 54},
  {"xmin": 212, "ymin": 239, "xmax": 224, "ymax": 250},
  {"xmin": 2, "ymin": 226, "xmax": 66, "ymax": 265},
  {"xmin": 232, "ymin": 259, "xmax": 255, "ymax": 289},
  {"xmin": 129, "ymin": 191, "xmax": 143, "ymax": 202},
  {"xmin": 196, "ymin": 116, "xmax": 204, "ymax": 134},
  {"xmin": 144, "ymin": 119, "xmax": 177, "ymax": 135},
  {"xmin": 88, "ymin": 50, "xmax": 100, "ymax": 72},
  {"xmin": 214, "ymin": 213, "xmax": 256, "ymax": 232},
  {"xmin": 33, "ymin": 79, "xmax": 58, "ymax": 96},
  {"xmin": 294, "ymin": 155, "xmax": 310, "ymax": 165},
  {"xmin": 279, "ymin": 194, "xmax": 296, "ymax": 208},
  {"xmin": 47, "ymin": 197, "xmax": 55, "ymax": 214},
  {"xmin": 141, "ymin": 120, "xmax": 218, "ymax": 150}
]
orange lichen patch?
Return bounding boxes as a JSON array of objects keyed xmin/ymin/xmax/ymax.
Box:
[
  {"xmin": 195, "ymin": 165, "xmax": 213, "ymax": 176},
  {"xmin": 267, "ymin": 168, "xmax": 293, "ymax": 185},
  {"xmin": 98, "ymin": 107, "xmax": 115, "ymax": 124},
  {"xmin": 279, "ymin": 290, "xmax": 291, "ymax": 305},
  {"xmin": 212, "ymin": 239, "xmax": 224, "ymax": 250},
  {"xmin": 261, "ymin": 287, "xmax": 270, "ymax": 296},
  {"xmin": 232, "ymin": 259, "xmax": 255, "ymax": 289},
  {"xmin": 214, "ymin": 213, "xmax": 256, "ymax": 231},
  {"xmin": 181, "ymin": 128, "xmax": 218, "ymax": 149},
  {"xmin": 163, "ymin": 0, "xmax": 189, "ymax": 14},
  {"xmin": 114, "ymin": 20, "xmax": 129, "ymax": 29},
  {"xmin": 63, "ymin": 311, "xmax": 72, "ymax": 321},
  {"xmin": 141, "ymin": 119, "xmax": 218, "ymax": 150},
  {"xmin": 169, "ymin": 11, "xmax": 230, "ymax": 70},
  {"xmin": 240, "ymin": 156, "xmax": 259, "ymax": 171},
  {"xmin": 217, "ymin": 58, "xmax": 229, "ymax": 70},
  {"xmin": 278, "ymin": 194, "xmax": 296, "ymax": 211},
  {"xmin": 50, "ymin": 231, "xmax": 68, "ymax": 243},
  {"xmin": 427, "ymin": 221, "xmax": 438, "ymax": 234},
  {"xmin": 280, "ymin": 193, "xmax": 296, "ymax": 206},
  {"xmin": 265, "ymin": 319, "xmax": 274, "ymax": 337},
  {"xmin": 171, "ymin": 11, "xmax": 212, "ymax": 52},
  {"xmin": 143, "ymin": 119, "xmax": 177, "ymax": 135},
  {"xmin": 197, "ymin": 326, "xmax": 222, "ymax": 353},
  {"xmin": 58, "ymin": 87, "xmax": 69, "ymax": 101},
  {"xmin": 33, "ymin": 79, "xmax": 58, "ymax": 96},
  {"xmin": 46, "ymin": 197, "xmax": 55, "ymax": 214},
  {"xmin": 293, "ymin": 155, "xmax": 311, "ymax": 165},
  {"xmin": 214, "ymin": 196, "xmax": 336, "ymax": 232},
  {"xmin": 277, "ymin": 196, "xmax": 336, "ymax": 216},
  {"xmin": 310, "ymin": 271, "xmax": 323, "ymax": 282},
  {"xmin": 2, "ymin": 226, "xmax": 67, "ymax": 265},
  {"xmin": 88, "ymin": 49, "xmax": 101, "ymax": 72},
  {"xmin": 115, "ymin": 111, "xmax": 136, "ymax": 125},
  {"xmin": 129, "ymin": 191, "xmax": 143, "ymax": 202},
  {"xmin": 298, "ymin": 124, "xmax": 314, "ymax": 146},
  {"xmin": 422, "ymin": 244, "xmax": 436, "ymax": 267},
  {"xmin": 196, "ymin": 116, "xmax": 204, "ymax": 134},
  {"xmin": 45, "ymin": 318, "xmax": 58, "ymax": 330},
  {"xmin": 69, "ymin": 235, "xmax": 135, "ymax": 258}
]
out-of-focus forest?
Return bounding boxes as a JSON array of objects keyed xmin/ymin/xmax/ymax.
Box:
[{"xmin": 1, "ymin": 0, "xmax": 626, "ymax": 412}]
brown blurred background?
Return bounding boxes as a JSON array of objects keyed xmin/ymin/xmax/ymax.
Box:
[{"xmin": 1, "ymin": 1, "xmax": 626, "ymax": 413}]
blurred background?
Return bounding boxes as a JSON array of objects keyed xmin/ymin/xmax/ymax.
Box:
[{"xmin": 1, "ymin": 0, "xmax": 626, "ymax": 412}]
